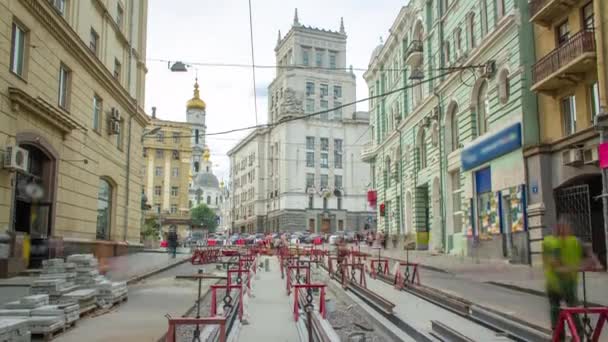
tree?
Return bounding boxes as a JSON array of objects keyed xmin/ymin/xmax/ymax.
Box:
[
  {"xmin": 190, "ymin": 204, "xmax": 218, "ymax": 233},
  {"xmin": 141, "ymin": 217, "xmax": 160, "ymax": 241}
]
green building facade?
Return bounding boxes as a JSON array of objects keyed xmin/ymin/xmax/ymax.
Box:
[{"xmin": 363, "ymin": 0, "xmax": 538, "ymax": 262}]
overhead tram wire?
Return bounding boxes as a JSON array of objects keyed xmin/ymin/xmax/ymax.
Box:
[
  {"xmin": 247, "ymin": 0, "xmax": 259, "ymax": 125},
  {"xmin": 144, "ymin": 69, "xmax": 461, "ymax": 140},
  {"xmin": 147, "ymin": 57, "xmax": 489, "ymax": 74}
]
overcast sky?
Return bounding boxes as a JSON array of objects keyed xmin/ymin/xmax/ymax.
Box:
[{"xmin": 145, "ymin": 0, "xmax": 405, "ymax": 181}]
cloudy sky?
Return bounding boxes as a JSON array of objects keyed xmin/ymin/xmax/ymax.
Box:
[{"xmin": 145, "ymin": 0, "xmax": 405, "ymax": 181}]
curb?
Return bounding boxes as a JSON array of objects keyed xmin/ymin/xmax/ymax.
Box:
[
  {"xmin": 126, "ymin": 257, "xmax": 190, "ymax": 285},
  {"xmin": 486, "ymin": 281, "xmax": 604, "ymax": 308}
]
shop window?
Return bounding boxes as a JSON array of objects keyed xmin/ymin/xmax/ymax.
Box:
[{"xmin": 96, "ymin": 178, "xmax": 113, "ymax": 240}]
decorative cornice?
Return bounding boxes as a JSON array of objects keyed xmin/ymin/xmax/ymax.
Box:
[
  {"xmin": 8, "ymin": 87, "xmax": 87, "ymax": 139},
  {"xmin": 19, "ymin": 0, "xmax": 149, "ymax": 127}
]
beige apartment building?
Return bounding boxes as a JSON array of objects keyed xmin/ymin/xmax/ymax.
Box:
[
  {"xmin": 0, "ymin": 0, "xmax": 149, "ymax": 263},
  {"xmin": 143, "ymin": 110, "xmax": 192, "ymax": 240}
]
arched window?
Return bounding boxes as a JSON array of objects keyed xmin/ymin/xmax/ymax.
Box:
[
  {"xmin": 418, "ymin": 129, "xmax": 427, "ymax": 169},
  {"xmin": 207, "ymin": 196, "xmax": 211, "ymax": 205},
  {"xmin": 476, "ymin": 81, "xmax": 489, "ymax": 136},
  {"xmin": 96, "ymin": 178, "xmax": 113, "ymax": 240},
  {"xmin": 498, "ymin": 69, "xmax": 510, "ymax": 105},
  {"xmin": 385, "ymin": 157, "xmax": 392, "ymax": 187},
  {"xmin": 447, "ymin": 102, "xmax": 460, "ymax": 152}
]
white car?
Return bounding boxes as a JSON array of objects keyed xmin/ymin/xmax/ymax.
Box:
[
  {"xmin": 290, "ymin": 236, "xmax": 300, "ymax": 245},
  {"xmin": 328, "ymin": 235, "xmax": 340, "ymax": 245}
]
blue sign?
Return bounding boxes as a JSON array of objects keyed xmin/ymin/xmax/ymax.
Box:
[{"xmin": 461, "ymin": 123, "xmax": 522, "ymax": 171}]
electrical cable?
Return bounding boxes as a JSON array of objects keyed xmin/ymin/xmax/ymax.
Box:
[
  {"xmin": 247, "ymin": 0, "xmax": 259, "ymax": 125},
  {"xmin": 144, "ymin": 69, "xmax": 460, "ymax": 139}
]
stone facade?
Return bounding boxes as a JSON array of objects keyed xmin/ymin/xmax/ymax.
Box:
[
  {"xmin": 364, "ymin": 0, "xmax": 538, "ymax": 262},
  {"xmin": 142, "ymin": 115, "xmax": 192, "ymax": 240},
  {"xmin": 0, "ymin": 0, "xmax": 149, "ymax": 256},
  {"xmin": 228, "ymin": 10, "xmax": 375, "ymax": 234},
  {"xmin": 525, "ymin": 0, "xmax": 608, "ymax": 267}
]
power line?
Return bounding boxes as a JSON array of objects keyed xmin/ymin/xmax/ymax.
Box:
[
  {"xmin": 144, "ymin": 69, "xmax": 460, "ymax": 139},
  {"xmin": 247, "ymin": 0, "xmax": 259, "ymax": 125},
  {"xmin": 147, "ymin": 57, "xmax": 487, "ymax": 74}
]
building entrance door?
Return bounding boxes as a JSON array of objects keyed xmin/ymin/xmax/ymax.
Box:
[
  {"xmin": 321, "ymin": 219, "xmax": 331, "ymax": 234},
  {"xmin": 555, "ymin": 176, "xmax": 607, "ymax": 269}
]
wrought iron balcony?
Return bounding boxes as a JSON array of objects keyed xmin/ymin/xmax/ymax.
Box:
[
  {"xmin": 529, "ymin": 0, "xmax": 585, "ymax": 26},
  {"xmin": 531, "ymin": 30, "xmax": 596, "ymax": 92},
  {"xmin": 404, "ymin": 40, "xmax": 423, "ymax": 67}
]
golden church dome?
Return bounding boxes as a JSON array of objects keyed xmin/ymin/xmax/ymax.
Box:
[{"xmin": 186, "ymin": 80, "xmax": 206, "ymax": 110}]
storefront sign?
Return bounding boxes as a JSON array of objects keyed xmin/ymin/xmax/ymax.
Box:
[
  {"xmin": 461, "ymin": 123, "xmax": 522, "ymax": 171},
  {"xmin": 599, "ymin": 143, "xmax": 608, "ymax": 169}
]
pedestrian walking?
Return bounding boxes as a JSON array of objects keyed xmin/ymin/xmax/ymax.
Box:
[
  {"xmin": 543, "ymin": 216, "xmax": 601, "ymax": 339},
  {"xmin": 167, "ymin": 226, "xmax": 178, "ymax": 259}
]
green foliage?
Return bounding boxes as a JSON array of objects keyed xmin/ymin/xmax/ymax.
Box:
[
  {"xmin": 141, "ymin": 218, "xmax": 160, "ymax": 241},
  {"xmin": 190, "ymin": 204, "xmax": 218, "ymax": 233}
]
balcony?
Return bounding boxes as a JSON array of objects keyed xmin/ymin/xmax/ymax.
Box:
[
  {"xmin": 529, "ymin": 0, "xmax": 583, "ymax": 26},
  {"xmin": 531, "ymin": 30, "xmax": 596, "ymax": 92},
  {"xmin": 361, "ymin": 142, "xmax": 381, "ymax": 162},
  {"xmin": 404, "ymin": 40, "xmax": 423, "ymax": 67}
]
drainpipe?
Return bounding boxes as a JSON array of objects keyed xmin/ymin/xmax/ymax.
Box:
[
  {"xmin": 593, "ymin": 0, "xmax": 608, "ymax": 268},
  {"xmin": 434, "ymin": 91, "xmax": 446, "ymax": 253},
  {"xmin": 397, "ymin": 127, "xmax": 405, "ymax": 240},
  {"xmin": 122, "ymin": 0, "xmax": 136, "ymax": 243}
]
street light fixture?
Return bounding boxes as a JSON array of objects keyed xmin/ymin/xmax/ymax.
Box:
[
  {"xmin": 141, "ymin": 126, "xmax": 161, "ymax": 142},
  {"xmin": 169, "ymin": 61, "xmax": 189, "ymax": 72}
]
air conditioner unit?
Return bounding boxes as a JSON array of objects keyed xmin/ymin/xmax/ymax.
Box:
[
  {"xmin": 562, "ymin": 148, "xmax": 583, "ymax": 166},
  {"xmin": 583, "ymin": 146, "xmax": 599, "ymax": 165},
  {"xmin": 110, "ymin": 107, "xmax": 121, "ymax": 122},
  {"xmin": 3, "ymin": 145, "xmax": 29, "ymax": 172},
  {"xmin": 110, "ymin": 120, "xmax": 121, "ymax": 135}
]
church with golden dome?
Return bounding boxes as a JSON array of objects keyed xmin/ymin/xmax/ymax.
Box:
[
  {"xmin": 185, "ymin": 80, "xmax": 222, "ymax": 215},
  {"xmin": 142, "ymin": 79, "xmax": 223, "ymax": 240}
]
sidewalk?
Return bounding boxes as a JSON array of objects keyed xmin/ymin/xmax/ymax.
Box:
[
  {"xmin": 238, "ymin": 256, "xmax": 299, "ymax": 342},
  {"xmin": 0, "ymin": 251, "xmax": 189, "ymax": 305},
  {"xmin": 357, "ymin": 245, "xmax": 607, "ymax": 332},
  {"xmin": 357, "ymin": 245, "xmax": 608, "ymax": 306}
]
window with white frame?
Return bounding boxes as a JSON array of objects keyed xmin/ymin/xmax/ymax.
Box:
[
  {"xmin": 320, "ymin": 138, "xmax": 329, "ymax": 151},
  {"xmin": 334, "ymin": 85, "xmax": 342, "ymax": 98},
  {"xmin": 305, "ymin": 99, "xmax": 314, "ymax": 112},
  {"xmin": 10, "ymin": 22, "xmax": 27, "ymax": 77},
  {"xmin": 90, "ymin": 28, "xmax": 99, "ymax": 56},
  {"xmin": 320, "ymin": 153, "xmax": 329, "ymax": 168},
  {"xmin": 306, "ymin": 173, "xmax": 315, "ymax": 189},
  {"xmin": 320, "ymin": 84, "xmax": 329, "ymax": 97},
  {"xmin": 155, "ymin": 167, "xmax": 162, "ymax": 176},
  {"xmin": 329, "ymin": 52, "xmax": 337, "ymax": 69},
  {"xmin": 561, "ymin": 95, "xmax": 577, "ymax": 136},
  {"xmin": 172, "ymin": 167, "xmax": 179, "ymax": 177},
  {"xmin": 171, "ymin": 187, "xmax": 178, "ymax": 197},
  {"xmin": 320, "ymin": 174, "xmax": 328, "ymax": 189},
  {"xmin": 58, "ymin": 64, "xmax": 71, "ymax": 110},
  {"xmin": 306, "ymin": 82, "xmax": 315, "ymax": 96},
  {"xmin": 154, "ymin": 186, "xmax": 162, "ymax": 196},
  {"xmin": 93, "ymin": 95, "xmax": 102, "ymax": 132},
  {"xmin": 306, "ymin": 152, "xmax": 315, "ymax": 167}
]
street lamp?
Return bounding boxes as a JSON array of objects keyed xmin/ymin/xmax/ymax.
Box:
[
  {"xmin": 141, "ymin": 126, "xmax": 161, "ymax": 142},
  {"xmin": 168, "ymin": 61, "xmax": 189, "ymax": 72}
]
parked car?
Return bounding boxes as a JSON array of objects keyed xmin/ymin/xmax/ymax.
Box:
[{"xmin": 344, "ymin": 231, "xmax": 356, "ymax": 243}]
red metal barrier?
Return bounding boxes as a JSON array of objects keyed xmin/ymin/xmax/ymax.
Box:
[
  {"xmin": 286, "ymin": 264, "xmax": 311, "ymax": 295},
  {"xmin": 394, "ymin": 262, "xmax": 420, "ymax": 287},
  {"xmin": 339, "ymin": 262, "xmax": 367, "ymax": 288},
  {"xmin": 191, "ymin": 248, "xmax": 221, "ymax": 265},
  {"xmin": 369, "ymin": 258, "xmax": 389, "ymax": 279},
  {"xmin": 553, "ymin": 307, "xmax": 608, "ymax": 342},
  {"xmin": 165, "ymin": 316, "xmax": 227, "ymax": 342},
  {"xmin": 210, "ymin": 284, "xmax": 244, "ymax": 321},
  {"xmin": 227, "ymin": 268, "xmax": 251, "ymax": 290},
  {"xmin": 292, "ymin": 284, "xmax": 327, "ymax": 322}
]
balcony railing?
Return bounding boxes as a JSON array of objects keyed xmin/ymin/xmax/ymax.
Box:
[
  {"xmin": 529, "ymin": 0, "xmax": 550, "ymax": 18},
  {"xmin": 532, "ymin": 30, "xmax": 596, "ymax": 88}
]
